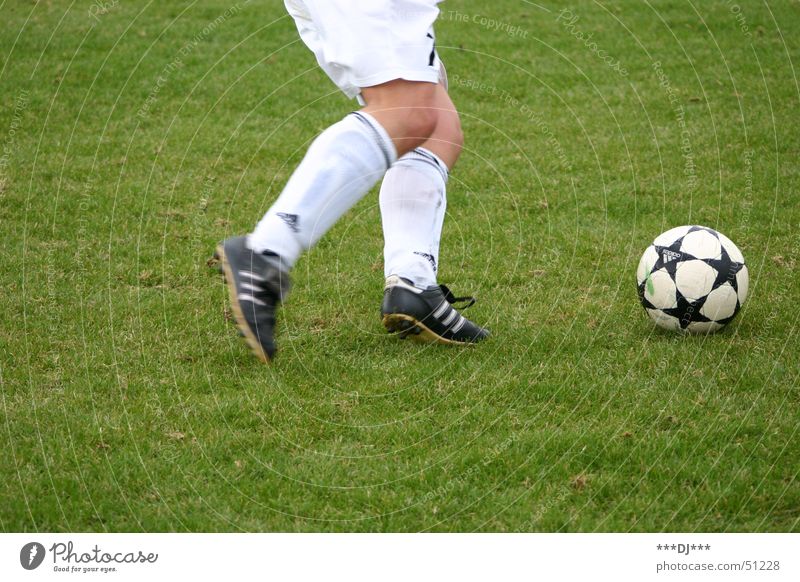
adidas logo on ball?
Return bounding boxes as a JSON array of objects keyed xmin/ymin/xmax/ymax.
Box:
[{"xmin": 661, "ymin": 249, "xmax": 681, "ymax": 263}]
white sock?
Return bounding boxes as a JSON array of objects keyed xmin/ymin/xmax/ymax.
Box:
[
  {"xmin": 379, "ymin": 147, "xmax": 448, "ymax": 289},
  {"xmin": 249, "ymin": 111, "xmax": 397, "ymax": 267}
]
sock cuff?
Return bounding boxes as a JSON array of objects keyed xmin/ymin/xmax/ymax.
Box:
[
  {"xmin": 400, "ymin": 147, "xmax": 449, "ymax": 184},
  {"xmin": 349, "ymin": 111, "xmax": 398, "ymax": 169}
]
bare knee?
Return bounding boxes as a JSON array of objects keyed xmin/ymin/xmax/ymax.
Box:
[
  {"xmin": 405, "ymin": 104, "xmax": 438, "ymax": 142},
  {"xmin": 387, "ymin": 102, "xmax": 438, "ymax": 155},
  {"xmin": 423, "ymin": 94, "xmax": 464, "ymax": 169},
  {"xmin": 361, "ymin": 80, "xmax": 440, "ymax": 155}
]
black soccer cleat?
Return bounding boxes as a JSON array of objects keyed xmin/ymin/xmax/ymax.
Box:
[
  {"xmin": 381, "ymin": 275, "xmax": 489, "ymax": 345},
  {"xmin": 215, "ymin": 236, "xmax": 290, "ymax": 363}
]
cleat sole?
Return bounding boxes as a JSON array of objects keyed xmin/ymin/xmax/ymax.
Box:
[
  {"xmin": 216, "ymin": 243, "xmax": 271, "ymax": 364},
  {"xmin": 381, "ymin": 313, "xmax": 473, "ymax": 346}
]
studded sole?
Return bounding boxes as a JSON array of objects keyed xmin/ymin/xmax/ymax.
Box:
[{"xmin": 381, "ymin": 313, "xmax": 473, "ymax": 346}]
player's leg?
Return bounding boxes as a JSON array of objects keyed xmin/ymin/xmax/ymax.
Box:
[
  {"xmin": 380, "ymin": 83, "xmax": 461, "ymax": 289},
  {"xmin": 217, "ymin": 80, "xmax": 439, "ymax": 362},
  {"xmin": 378, "ymin": 81, "xmax": 489, "ymax": 344},
  {"xmin": 217, "ymin": 0, "xmax": 447, "ymax": 362}
]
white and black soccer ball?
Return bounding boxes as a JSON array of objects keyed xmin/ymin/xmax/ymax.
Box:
[{"xmin": 636, "ymin": 225, "xmax": 748, "ymax": 333}]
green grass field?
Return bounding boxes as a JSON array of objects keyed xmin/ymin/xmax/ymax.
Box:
[{"xmin": 2, "ymin": 0, "xmax": 798, "ymax": 532}]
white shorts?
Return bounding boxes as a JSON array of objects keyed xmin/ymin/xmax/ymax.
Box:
[{"xmin": 284, "ymin": 0, "xmax": 443, "ymax": 100}]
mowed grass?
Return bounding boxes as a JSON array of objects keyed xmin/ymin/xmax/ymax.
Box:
[{"xmin": 1, "ymin": 0, "xmax": 798, "ymax": 532}]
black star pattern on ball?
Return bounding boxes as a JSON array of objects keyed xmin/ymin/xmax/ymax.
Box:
[
  {"xmin": 637, "ymin": 226, "xmax": 745, "ymax": 329},
  {"xmin": 660, "ymin": 290, "xmax": 713, "ymax": 329}
]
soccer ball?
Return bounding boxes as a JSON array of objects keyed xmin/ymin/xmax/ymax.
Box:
[{"xmin": 636, "ymin": 225, "xmax": 748, "ymax": 333}]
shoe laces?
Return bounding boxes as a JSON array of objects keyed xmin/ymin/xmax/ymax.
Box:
[{"xmin": 439, "ymin": 284, "xmax": 476, "ymax": 310}]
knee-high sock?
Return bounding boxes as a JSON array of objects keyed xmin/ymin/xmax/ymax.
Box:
[
  {"xmin": 249, "ymin": 111, "xmax": 397, "ymax": 267},
  {"xmin": 379, "ymin": 147, "xmax": 448, "ymax": 289}
]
